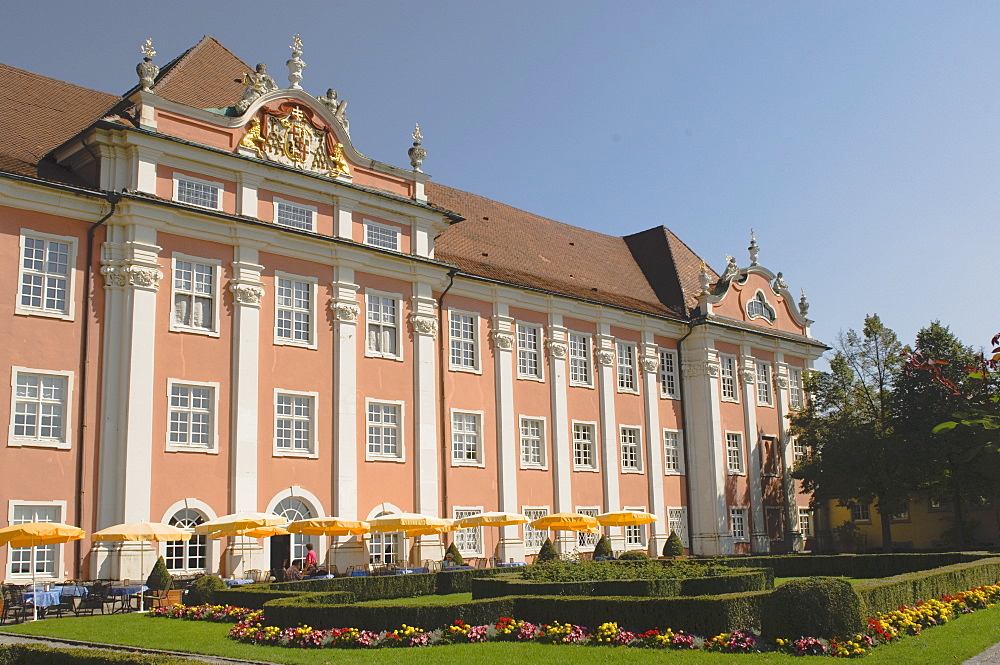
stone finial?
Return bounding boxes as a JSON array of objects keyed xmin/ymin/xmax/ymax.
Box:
[
  {"xmin": 286, "ymin": 34, "xmax": 306, "ymax": 89},
  {"xmin": 799, "ymin": 288, "xmax": 810, "ymax": 317},
  {"xmin": 408, "ymin": 124, "xmax": 427, "ymax": 172},
  {"xmin": 137, "ymin": 39, "xmax": 159, "ymax": 92},
  {"xmin": 698, "ymin": 261, "xmax": 711, "ymax": 296},
  {"xmin": 748, "ymin": 229, "xmax": 759, "ymax": 266}
]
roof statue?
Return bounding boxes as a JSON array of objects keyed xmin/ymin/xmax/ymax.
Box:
[
  {"xmin": 748, "ymin": 229, "xmax": 759, "ymax": 266},
  {"xmin": 720, "ymin": 254, "xmax": 739, "ymax": 282},
  {"xmin": 799, "ymin": 289, "xmax": 810, "ymax": 317},
  {"xmin": 236, "ymin": 63, "xmax": 277, "ymax": 114},
  {"xmin": 408, "ymin": 124, "xmax": 426, "ymax": 172},
  {"xmin": 137, "ymin": 39, "xmax": 158, "ymax": 92},
  {"xmin": 318, "ymin": 89, "xmax": 349, "ymax": 134},
  {"xmin": 772, "ymin": 271, "xmax": 788, "ymax": 293},
  {"xmin": 286, "ymin": 34, "xmax": 306, "ymax": 90},
  {"xmin": 698, "ymin": 261, "xmax": 712, "ymax": 296}
]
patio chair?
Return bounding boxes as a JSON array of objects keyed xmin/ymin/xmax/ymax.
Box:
[{"xmin": 2, "ymin": 588, "xmax": 29, "ymax": 624}]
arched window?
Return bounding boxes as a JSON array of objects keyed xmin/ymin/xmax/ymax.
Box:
[
  {"xmin": 746, "ymin": 291, "xmax": 776, "ymax": 322},
  {"xmin": 166, "ymin": 509, "xmax": 207, "ymax": 572},
  {"xmin": 367, "ymin": 511, "xmax": 401, "ymax": 565},
  {"xmin": 275, "ymin": 497, "xmax": 315, "ymax": 564}
]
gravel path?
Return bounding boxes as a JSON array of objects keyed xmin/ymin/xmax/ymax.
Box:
[{"xmin": 0, "ymin": 631, "xmax": 278, "ymax": 664}]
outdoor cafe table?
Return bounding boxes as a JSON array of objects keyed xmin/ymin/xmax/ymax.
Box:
[
  {"xmin": 23, "ymin": 588, "xmax": 62, "ymax": 615},
  {"xmin": 106, "ymin": 584, "xmax": 148, "ymax": 613},
  {"xmin": 55, "ymin": 585, "xmax": 88, "ymax": 598},
  {"xmin": 392, "ymin": 567, "xmax": 430, "ymax": 575},
  {"xmin": 498, "ymin": 562, "xmax": 527, "ymax": 568},
  {"xmin": 442, "ymin": 565, "xmax": 474, "ymax": 571},
  {"xmin": 224, "ymin": 578, "xmax": 254, "ymax": 587}
]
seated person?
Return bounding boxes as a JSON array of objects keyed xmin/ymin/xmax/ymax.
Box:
[
  {"xmin": 284, "ymin": 560, "xmax": 304, "ymax": 581},
  {"xmin": 304, "ymin": 543, "xmax": 318, "ymax": 575},
  {"xmin": 441, "ymin": 552, "xmax": 456, "ymax": 568}
]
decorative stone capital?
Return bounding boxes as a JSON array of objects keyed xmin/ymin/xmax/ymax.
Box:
[
  {"xmin": 595, "ymin": 349, "xmax": 615, "ymax": 367},
  {"xmin": 640, "ymin": 356, "xmax": 660, "ymax": 374},
  {"xmin": 409, "ymin": 313, "xmax": 438, "ymax": 338},
  {"xmin": 101, "ymin": 264, "xmax": 162, "ymax": 291},
  {"xmin": 706, "ymin": 362, "xmax": 720, "ymax": 377},
  {"xmin": 491, "ymin": 330, "xmax": 514, "ymax": 351},
  {"xmin": 741, "ymin": 368, "xmax": 757, "ymax": 384},
  {"xmin": 546, "ymin": 340, "xmax": 568, "ymax": 359},
  {"xmin": 681, "ymin": 361, "xmax": 719, "ymax": 379},
  {"xmin": 330, "ymin": 300, "xmax": 360, "ymax": 323},
  {"xmin": 230, "ymin": 282, "xmax": 264, "ymax": 307},
  {"xmin": 775, "ymin": 375, "xmax": 789, "ymax": 389}
]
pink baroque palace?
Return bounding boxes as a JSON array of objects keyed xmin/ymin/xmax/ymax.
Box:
[{"xmin": 0, "ymin": 36, "xmax": 825, "ymax": 583}]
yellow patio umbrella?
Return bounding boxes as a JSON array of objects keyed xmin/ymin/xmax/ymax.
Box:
[
  {"xmin": 0, "ymin": 522, "xmax": 85, "ymax": 621},
  {"xmin": 92, "ymin": 521, "xmax": 192, "ymax": 613},
  {"xmin": 193, "ymin": 511, "xmax": 286, "ymax": 535},
  {"xmin": 596, "ymin": 511, "xmax": 657, "ymax": 527},
  {"xmin": 287, "ymin": 518, "xmax": 370, "ymax": 537},
  {"xmin": 529, "ymin": 512, "xmax": 600, "ymax": 532},
  {"xmin": 453, "ymin": 512, "xmax": 528, "ymax": 564},
  {"xmin": 368, "ymin": 512, "xmax": 450, "ymax": 533},
  {"xmin": 208, "ymin": 525, "xmax": 290, "ymax": 539}
]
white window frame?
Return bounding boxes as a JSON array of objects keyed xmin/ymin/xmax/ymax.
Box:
[
  {"xmin": 720, "ymin": 354, "xmax": 739, "ymax": 403},
  {"xmin": 616, "ymin": 341, "xmax": 638, "ymax": 393},
  {"xmin": 368, "ymin": 531, "xmax": 401, "ymax": 565},
  {"xmin": 568, "ymin": 332, "xmax": 593, "ymax": 387},
  {"xmin": 16, "ymin": 230, "xmax": 77, "ymax": 321},
  {"xmin": 620, "ymin": 425, "xmax": 643, "ymax": 473},
  {"xmin": 522, "ymin": 506, "xmax": 550, "ymax": 553},
  {"xmin": 450, "ymin": 409, "xmax": 485, "ymax": 467},
  {"xmin": 165, "ymin": 379, "xmax": 219, "ymax": 454},
  {"xmin": 170, "ymin": 253, "xmax": 221, "ymax": 336},
  {"xmin": 516, "ymin": 322, "xmax": 543, "ymax": 381},
  {"xmin": 448, "ymin": 310, "xmax": 481, "ymax": 373},
  {"xmin": 364, "ymin": 290, "xmax": 403, "ymax": 360},
  {"xmin": 755, "ymin": 361, "xmax": 773, "ymax": 406},
  {"xmin": 730, "ymin": 506, "xmax": 749, "ymax": 542},
  {"xmin": 572, "ymin": 421, "xmax": 599, "ymax": 471},
  {"xmin": 798, "ymin": 508, "xmax": 813, "ymax": 537},
  {"xmin": 173, "ymin": 173, "xmax": 222, "ymax": 210},
  {"xmin": 164, "ymin": 508, "xmax": 209, "ymax": 574},
  {"xmin": 726, "ymin": 431, "xmax": 745, "ymax": 475},
  {"xmin": 623, "ymin": 505, "xmax": 647, "ymax": 548},
  {"xmin": 576, "ymin": 506, "xmax": 600, "ymax": 550},
  {"xmin": 746, "ymin": 290, "xmax": 776, "ymax": 322},
  {"xmin": 663, "ymin": 429, "xmax": 684, "ymax": 475},
  {"xmin": 365, "ymin": 399, "xmax": 405, "ymax": 462},
  {"xmin": 792, "ymin": 437, "xmax": 809, "ymax": 463},
  {"xmin": 788, "ymin": 368, "xmax": 805, "ymax": 410},
  {"xmin": 363, "ymin": 219, "xmax": 401, "ymax": 251},
  {"xmin": 453, "ymin": 507, "xmax": 484, "ymax": 556},
  {"xmin": 8, "ymin": 367, "xmax": 73, "ymax": 450},
  {"xmin": 7, "ymin": 500, "xmax": 67, "ymax": 582},
  {"xmin": 273, "ymin": 389, "xmax": 319, "ymax": 458},
  {"xmin": 851, "ymin": 502, "xmax": 871, "ymax": 523},
  {"xmin": 657, "ymin": 348, "xmax": 679, "ymax": 399},
  {"xmin": 518, "ymin": 416, "xmax": 547, "ymax": 469},
  {"xmin": 667, "ymin": 507, "xmax": 689, "ymax": 548},
  {"xmin": 274, "ymin": 272, "xmax": 317, "ymax": 349},
  {"xmin": 273, "ymin": 197, "xmax": 316, "ymax": 231}
]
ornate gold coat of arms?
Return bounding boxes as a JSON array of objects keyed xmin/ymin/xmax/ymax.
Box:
[{"xmin": 239, "ymin": 102, "xmax": 350, "ymax": 178}]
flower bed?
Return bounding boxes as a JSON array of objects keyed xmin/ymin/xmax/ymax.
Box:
[{"xmin": 148, "ymin": 583, "xmax": 1000, "ymax": 657}]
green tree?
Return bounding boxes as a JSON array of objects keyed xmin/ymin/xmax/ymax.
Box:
[
  {"xmin": 593, "ymin": 535, "xmax": 614, "ymax": 559},
  {"xmin": 444, "ymin": 542, "xmax": 464, "ymax": 566},
  {"xmin": 145, "ymin": 555, "xmax": 173, "ymax": 591},
  {"xmin": 536, "ymin": 537, "xmax": 558, "ymax": 563},
  {"xmin": 792, "ymin": 314, "xmax": 909, "ymax": 552},
  {"xmin": 663, "ymin": 531, "xmax": 684, "ymax": 557}
]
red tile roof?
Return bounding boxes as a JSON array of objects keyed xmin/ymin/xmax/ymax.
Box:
[{"xmin": 150, "ymin": 36, "xmax": 250, "ymax": 109}]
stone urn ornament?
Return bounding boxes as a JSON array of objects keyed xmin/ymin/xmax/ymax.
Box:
[
  {"xmin": 286, "ymin": 34, "xmax": 306, "ymax": 90},
  {"xmin": 408, "ymin": 124, "xmax": 426, "ymax": 172},
  {"xmin": 137, "ymin": 39, "xmax": 158, "ymax": 92}
]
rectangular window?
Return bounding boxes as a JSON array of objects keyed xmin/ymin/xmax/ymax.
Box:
[
  {"xmin": 793, "ymin": 438, "xmax": 809, "ymax": 463},
  {"xmin": 663, "ymin": 429, "xmax": 683, "ymax": 474},
  {"xmin": 658, "ymin": 349, "xmax": 678, "ymax": 398},
  {"xmin": 449, "ymin": 312, "xmax": 478, "ymax": 370},
  {"xmin": 367, "ymin": 402, "xmax": 401, "ymax": 459},
  {"xmin": 789, "ymin": 368, "xmax": 804, "ymax": 410},
  {"xmin": 18, "ymin": 233, "xmax": 74, "ymax": 319},
  {"xmin": 668, "ymin": 507, "xmax": 689, "ymax": 548},
  {"xmin": 364, "ymin": 220, "xmax": 400, "ymax": 251},
  {"xmin": 798, "ymin": 508, "xmax": 813, "ymax": 537},
  {"xmin": 275, "ymin": 276, "xmax": 313, "ymax": 345},
  {"xmin": 275, "ymin": 392, "xmax": 315, "ymax": 455},
  {"xmin": 892, "ymin": 502, "xmax": 910, "ymax": 521},
  {"xmin": 756, "ymin": 361, "xmax": 773, "ymax": 406},
  {"xmin": 730, "ymin": 507, "xmax": 748, "ymax": 542},
  {"xmin": 517, "ymin": 324, "xmax": 542, "ymax": 379},
  {"xmin": 577, "ymin": 507, "xmax": 599, "ymax": 548},
  {"xmin": 761, "ymin": 436, "xmax": 778, "ymax": 476},
  {"xmin": 523, "ymin": 508, "xmax": 549, "ymax": 551},
  {"xmin": 368, "ymin": 532, "xmax": 400, "ymax": 565},
  {"xmin": 167, "ymin": 382, "xmax": 215, "ymax": 451},
  {"xmin": 720, "ymin": 355, "xmax": 738, "ymax": 402},
  {"xmin": 726, "ymin": 432, "xmax": 744, "ymax": 474},
  {"xmin": 453, "ymin": 509, "xmax": 482, "ymax": 554},
  {"xmin": 174, "ymin": 175, "xmax": 221, "ymax": 209},
  {"xmin": 274, "ymin": 200, "xmax": 315, "ymax": 231},
  {"xmin": 573, "ymin": 423, "xmax": 596, "ymax": 470},
  {"xmin": 9, "ymin": 504, "xmax": 61, "ymax": 578},
  {"xmin": 10, "ymin": 370, "xmax": 70, "ymax": 448},
  {"xmin": 851, "ymin": 503, "xmax": 871, "ymax": 522},
  {"xmin": 172, "ymin": 257, "xmax": 216, "ymax": 332},
  {"xmin": 366, "ymin": 293, "xmax": 400, "ymax": 358},
  {"xmin": 616, "ymin": 342, "xmax": 637, "ymax": 391},
  {"xmin": 620, "ymin": 426, "xmax": 641, "ymax": 471},
  {"xmin": 519, "ymin": 418, "xmax": 545, "ymax": 467},
  {"xmin": 568, "ymin": 333, "xmax": 591, "ymax": 385},
  {"xmin": 451, "ymin": 412, "xmax": 481, "ymax": 464},
  {"xmin": 624, "ymin": 506, "xmax": 647, "ymax": 548}
]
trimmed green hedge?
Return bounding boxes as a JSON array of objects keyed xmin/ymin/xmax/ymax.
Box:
[
  {"xmin": 263, "ymin": 596, "xmax": 519, "ymax": 631},
  {"xmin": 0, "ymin": 644, "xmax": 194, "ymax": 665},
  {"xmin": 471, "ymin": 569, "xmax": 771, "ymax": 599},
  {"xmin": 252, "ymin": 568, "xmax": 508, "ymax": 602},
  {"xmin": 722, "ymin": 552, "xmax": 988, "ymax": 579},
  {"xmin": 211, "ymin": 586, "xmax": 355, "ymax": 609},
  {"xmin": 761, "ymin": 577, "xmax": 865, "ymax": 639},
  {"xmin": 855, "ymin": 556, "xmax": 1000, "ymax": 615}
]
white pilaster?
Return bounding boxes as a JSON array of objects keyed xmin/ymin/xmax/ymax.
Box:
[
  {"xmin": 492, "ymin": 306, "xmax": 524, "ymax": 562},
  {"xmin": 640, "ymin": 333, "xmax": 667, "ymax": 556},
  {"xmin": 595, "ymin": 324, "xmax": 623, "ymax": 550},
  {"xmin": 774, "ymin": 354, "xmax": 804, "ymax": 552},
  {"xmin": 547, "ymin": 316, "xmax": 573, "ymax": 553},
  {"xmin": 410, "ymin": 285, "xmax": 443, "ymax": 563},
  {"xmin": 129, "ymin": 146, "xmax": 161, "ymax": 195},
  {"xmin": 741, "ymin": 347, "xmax": 768, "ymax": 554},
  {"xmin": 334, "ymin": 199, "xmax": 353, "ymax": 240},
  {"xmin": 237, "ymin": 174, "xmax": 262, "ymax": 218}
]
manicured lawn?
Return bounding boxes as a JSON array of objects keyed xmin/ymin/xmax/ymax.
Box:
[
  {"xmin": 2, "ymin": 605, "xmax": 999, "ymax": 663},
  {"xmin": 358, "ymin": 592, "xmax": 472, "ymax": 606}
]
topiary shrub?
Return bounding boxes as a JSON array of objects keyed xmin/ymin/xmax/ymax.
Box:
[
  {"xmin": 761, "ymin": 577, "xmax": 864, "ymax": 639},
  {"xmin": 664, "ymin": 531, "xmax": 684, "ymax": 557},
  {"xmin": 146, "ymin": 555, "xmax": 173, "ymax": 591},
  {"xmin": 618, "ymin": 550, "xmax": 649, "ymax": 560},
  {"xmin": 536, "ymin": 538, "xmax": 558, "ymax": 564},
  {"xmin": 445, "ymin": 542, "xmax": 464, "ymax": 566},
  {"xmin": 186, "ymin": 575, "xmax": 227, "ymax": 606},
  {"xmin": 593, "ymin": 535, "xmax": 613, "ymax": 559}
]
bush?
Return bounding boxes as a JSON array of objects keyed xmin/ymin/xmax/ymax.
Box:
[
  {"xmin": 761, "ymin": 577, "xmax": 864, "ymax": 639},
  {"xmin": 0, "ymin": 644, "xmax": 195, "ymax": 664},
  {"xmin": 664, "ymin": 531, "xmax": 684, "ymax": 557},
  {"xmin": 212, "ymin": 587, "xmax": 355, "ymax": 609},
  {"xmin": 521, "ymin": 559, "xmax": 727, "ymax": 582},
  {"xmin": 594, "ymin": 535, "xmax": 613, "ymax": 559},
  {"xmin": 185, "ymin": 575, "xmax": 227, "ymax": 606},
  {"xmin": 618, "ymin": 550, "xmax": 649, "ymax": 561},
  {"xmin": 854, "ymin": 556, "xmax": 1000, "ymax": 615},
  {"xmin": 145, "ymin": 556, "xmax": 172, "ymax": 592},
  {"xmin": 445, "ymin": 542, "xmax": 464, "ymax": 566},
  {"xmin": 720, "ymin": 552, "xmax": 987, "ymax": 579},
  {"xmin": 536, "ymin": 538, "xmax": 558, "ymax": 563},
  {"xmin": 263, "ymin": 596, "xmax": 519, "ymax": 631}
]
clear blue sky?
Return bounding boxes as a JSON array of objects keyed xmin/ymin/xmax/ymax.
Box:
[{"xmin": 4, "ymin": 1, "xmax": 997, "ymax": 360}]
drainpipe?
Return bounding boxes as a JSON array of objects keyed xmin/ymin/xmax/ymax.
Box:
[
  {"xmin": 75, "ymin": 190, "xmax": 121, "ymax": 579},
  {"xmin": 674, "ymin": 316, "xmax": 699, "ymax": 556},
  {"xmin": 436, "ymin": 268, "xmax": 460, "ymax": 527}
]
